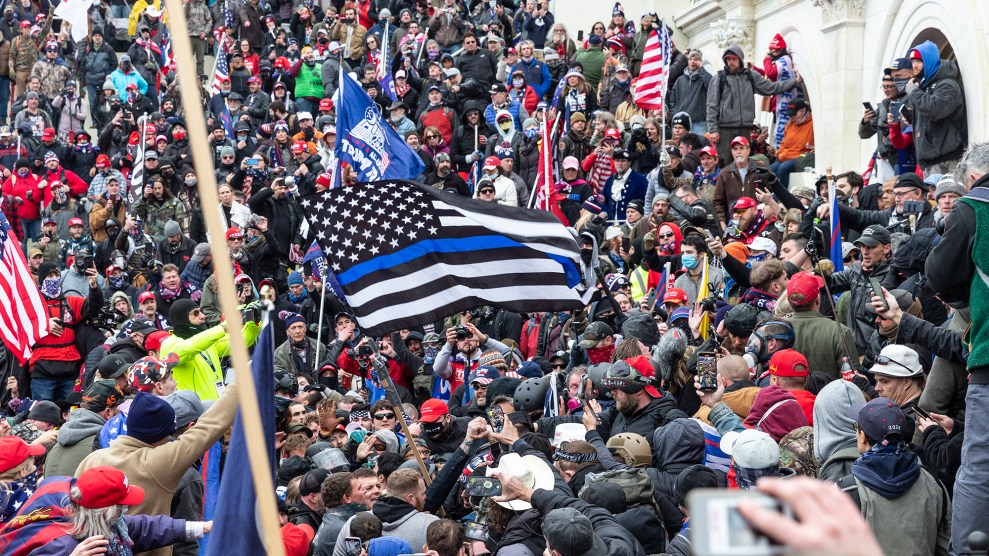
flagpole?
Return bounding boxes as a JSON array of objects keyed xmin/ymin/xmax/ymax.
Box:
[
  {"xmin": 159, "ymin": 0, "xmax": 285, "ymax": 554},
  {"xmin": 313, "ymin": 266, "xmax": 328, "ymax": 376}
]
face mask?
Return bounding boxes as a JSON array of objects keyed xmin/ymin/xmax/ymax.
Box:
[
  {"xmin": 682, "ymin": 254, "xmax": 699, "ymax": 270},
  {"xmin": 489, "ymin": 0, "xmax": 496, "ymax": 7},
  {"xmin": 121, "ymin": 62, "xmax": 131, "ymax": 71},
  {"xmin": 16, "ymin": 169, "xmax": 28, "ymax": 177},
  {"xmin": 318, "ymin": 37, "xmax": 329, "ymax": 45},
  {"xmin": 428, "ymin": 48, "xmax": 439, "ymax": 57},
  {"xmin": 109, "ymin": 274, "xmax": 126, "ymax": 289},
  {"xmin": 112, "ymin": 131, "xmax": 123, "ymax": 143},
  {"xmin": 41, "ymin": 277, "xmax": 61, "ymax": 298},
  {"xmin": 512, "ymin": 77, "xmax": 524, "ymax": 87},
  {"xmin": 498, "ymin": 120, "xmax": 512, "ymax": 132},
  {"xmin": 580, "ymin": 247, "xmax": 593, "ymax": 264},
  {"xmin": 748, "ymin": 253, "xmax": 768, "ymax": 263},
  {"xmin": 524, "ymin": 128, "xmax": 538, "ymax": 139},
  {"xmin": 893, "ymin": 77, "xmax": 909, "ymax": 93},
  {"xmin": 173, "ymin": 131, "xmax": 186, "ymax": 140},
  {"xmin": 305, "ymin": 59, "xmax": 316, "ymax": 67},
  {"xmin": 185, "ymin": 178, "xmax": 197, "ymax": 186}
]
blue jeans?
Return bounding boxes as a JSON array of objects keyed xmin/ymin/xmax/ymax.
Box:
[
  {"xmin": 295, "ymin": 97, "xmax": 318, "ymax": 116},
  {"xmin": 0, "ymin": 76, "xmax": 10, "ymax": 122},
  {"xmin": 952, "ymin": 383, "xmax": 989, "ymax": 555},
  {"xmin": 770, "ymin": 159, "xmax": 798, "ymax": 189},
  {"xmin": 20, "ymin": 218, "xmax": 39, "ymax": 254},
  {"xmin": 31, "ymin": 377, "xmax": 75, "ymax": 402}
]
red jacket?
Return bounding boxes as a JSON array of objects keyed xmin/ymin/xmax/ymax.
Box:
[
  {"xmin": 791, "ymin": 388, "xmax": 816, "ymax": 425},
  {"xmin": 31, "ymin": 295, "xmax": 86, "ymax": 368},
  {"xmin": 419, "ymin": 105, "xmax": 457, "ymax": 144},
  {"xmin": 1, "ymin": 174, "xmax": 43, "ymax": 220},
  {"xmin": 519, "ymin": 316, "xmax": 541, "ymax": 360},
  {"xmin": 41, "ymin": 167, "xmax": 88, "ymax": 203}
]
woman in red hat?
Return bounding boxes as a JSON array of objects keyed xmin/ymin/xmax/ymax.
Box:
[
  {"xmin": 26, "ymin": 466, "xmax": 211, "ymax": 555},
  {"xmin": 0, "ymin": 436, "xmax": 45, "ymax": 523}
]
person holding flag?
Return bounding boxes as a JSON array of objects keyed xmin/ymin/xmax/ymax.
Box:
[{"xmin": 672, "ymin": 235, "xmax": 723, "ymax": 305}]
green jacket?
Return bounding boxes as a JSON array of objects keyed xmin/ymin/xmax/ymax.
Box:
[
  {"xmin": 788, "ymin": 309, "xmax": 860, "ymax": 379},
  {"xmin": 294, "ymin": 62, "xmax": 324, "ymax": 100},
  {"xmin": 160, "ymin": 321, "xmax": 261, "ymax": 400},
  {"xmin": 960, "ymin": 196, "xmax": 989, "ymax": 370},
  {"xmin": 132, "ymin": 194, "xmax": 189, "ymax": 244},
  {"xmin": 573, "ymin": 47, "xmax": 605, "ymax": 91}
]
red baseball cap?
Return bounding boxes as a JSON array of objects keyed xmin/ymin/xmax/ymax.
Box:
[
  {"xmin": 663, "ymin": 288, "xmax": 688, "ymax": 305},
  {"xmin": 731, "ymin": 197, "xmax": 758, "ymax": 212},
  {"xmin": 419, "ymin": 398, "xmax": 450, "ymax": 423},
  {"xmin": 138, "ymin": 291, "xmax": 156, "ymax": 304},
  {"xmin": 68, "ymin": 217, "xmax": 85, "ymax": 227},
  {"xmin": 0, "ymin": 436, "xmax": 45, "ymax": 473},
  {"xmin": 145, "ymin": 330, "xmax": 171, "ymax": 352},
  {"xmin": 700, "ymin": 145, "xmax": 718, "ymax": 158},
  {"xmin": 41, "ymin": 127, "xmax": 55, "ymax": 140},
  {"xmin": 604, "ymin": 128, "xmax": 621, "ymax": 141},
  {"xmin": 105, "ymin": 264, "xmax": 121, "ymax": 277},
  {"xmin": 283, "ymin": 523, "xmax": 316, "ymax": 556},
  {"xmin": 290, "ymin": 141, "xmax": 308, "ymax": 154},
  {"xmin": 625, "ymin": 355, "xmax": 661, "ymax": 398},
  {"xmin": 768, "ymin": 349, "xmax": 809, "ymax": 377},
  {"xmin": 786, "ymin": 271, "xmax": 824, "ymax": 307},
  {"xmin": 73, "ymin": 466, "xmax": 145, "ymax": 509},
  {"xmin": 225, "ymin": 227, "xmax": 244, "ymax": 241},
  {"xmin": 315, "ymin": 172, "xmax": 333, "ymax": 188},
  {"xmin": 483, "ymin": 156, "xmax": 500, "ymax": 169},
  {"xmin": 19, "ymin": 20, "xmax": 30, "ymax": 27},
  {"xmin": 909, "ymin": 49, "xmax": 922, "ymax": 61},
  {"xmin": 730, "ymin": 136, "xmax": 750, "ymax": 147},
  {"xmin": 319, "ymin": 98, "xmax": 334, "ymax": 111}
]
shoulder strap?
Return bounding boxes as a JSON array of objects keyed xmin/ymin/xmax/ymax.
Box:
[
  {"xmin": 836, "ymin": 474, "xmax": 862, "ymax": 509},
  {"xmin": 920, "ymin": 465, "xmax": 950, "ymax": 528}
]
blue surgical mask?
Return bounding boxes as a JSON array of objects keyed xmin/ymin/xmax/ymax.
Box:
[
  {"xmin": 681, "ymin": 254, "xmax": 698, "ymax": 270},
  {"xmin": 525, "ymin": 128, "xmax": 538, "ymax": 139},
  {"xmin": 748, "ymin": 253, "xmax": 769, "ymax": 263}
]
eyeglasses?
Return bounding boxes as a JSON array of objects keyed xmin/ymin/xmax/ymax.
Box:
[
  {"xmin": 551, "ymin": 363, "xmax": 566, "ymax": 369},
  {"xmin": 373, "ymin": 412, "xmax": 395, "ymax": 420},
  {"xmin": 463, "ymin": 40, "xmax": 476, "ymax": 44},
  {"xmin": 658, "ymin": 232, "xmax": 675, "ymax": 239},
  {"xmin": 875, "ymin": 355, "xmax": 915, "ymax": 374},
  {"xmin": 190, "ymin": 309, "xmax": 203, "ymax": 316},
  {"xmin": 424, "ymin": 135, "xmax": 437, "ymax": 139},
  {"xmin": 221, "ymin": 155, "xmax": 234, "ymax": 159}
]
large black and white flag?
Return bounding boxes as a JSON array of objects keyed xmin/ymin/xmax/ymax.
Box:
[{"xmin": 299, "ymin": 181, "xmax": 585, "ymax": 336}]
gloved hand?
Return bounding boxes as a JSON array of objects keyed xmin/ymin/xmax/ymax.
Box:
[
  {"xmin": 643, "ymin": 230, "xmax": 657, "ymax": 251},
  {"xmin": 659, "ymin": 147, "xmax": 670, "ymax": 167}
]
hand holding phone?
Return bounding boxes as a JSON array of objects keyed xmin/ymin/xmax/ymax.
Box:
[
  {"xmin": 697, "ymin": 352, "xmax": 718, "ymax": 391},
  {"xmin": 869, "ymin": 277, "xmax": 889, "ymax": 311}
]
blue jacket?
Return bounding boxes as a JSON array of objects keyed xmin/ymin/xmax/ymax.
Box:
[
  {"xmin": 109, "ymin": 68, "xmax": 149, "ymax": 101},
  {"xmin": 522, "ymin": 12, "xmax": 554, "ymax": 49},
  {"xmin": 604, "ymin": 170, "xmax": 649, "ymax": 222},
  {"xmin": 28, "ymin": 514, "xmax": 188, "ymax": 555},
  {"xmin": 515, "ymin": 56, "xmax": 552, "ymax": 99},
  {"xmin": 484, "ymin": 99, "xmax": 523, "ymax": 132}
]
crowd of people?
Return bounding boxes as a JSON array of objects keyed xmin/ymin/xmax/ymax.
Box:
[{"xmin": 0, "ymin": 0, "xmax": 981, "ymax": 554}]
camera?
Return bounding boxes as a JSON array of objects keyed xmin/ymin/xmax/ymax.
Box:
[
  {"xmin": 699, "ymin": 296, "xmax": 718, "ymax": 314},
  {"xmin": 87, "ymin": 304, "xmax": 128, "ymax": 331},
  {"xmin": 688, "ymin": 489, "xmax": 792, "ymax": 556},
  {"xmin": 357, "ymin": 343, "xmax": 373, "ymax": 357},
  {"xmin": 455, "ymin": 325, "xmax": 470, "ymax": 340},
  {"xmin": 42, "ymin": 230, "xmax": 55, "ymax": 240}
]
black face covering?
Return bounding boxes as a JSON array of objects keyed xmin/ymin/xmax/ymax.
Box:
[
  {"xmin": 580, "ymin": 248, "xmax": 594, "ymax": 264},
  {"xmin": 169, "ymin": 298, "xmax": 208, "ymax": 339}
]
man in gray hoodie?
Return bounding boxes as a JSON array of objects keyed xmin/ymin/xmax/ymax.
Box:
[
  {"xmin": 332, "ymin": 468, "xmax": 438, "ymax": 556},
  {"xmin": 813, "ymin": 379, "xmax": 866, "ymax": 481},
  {"xmin": 44, "ymin": 380, "xmax": 123, "ymax": 477},
  {"xmin": 706, "ymin": 45, "xmax": 802, "ymax": 161}
]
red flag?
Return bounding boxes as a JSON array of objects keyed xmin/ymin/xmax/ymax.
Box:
[
  {"xmin": 0, "ymin": 212, "xmax": 48, "ymax": 363},
  {"xmin": 534, "ymin": 115, "xmax": 555, "ymax": 211},
  {"xmin": 634, "ymin": 26, "xmax": 671, "ymax": 110}
]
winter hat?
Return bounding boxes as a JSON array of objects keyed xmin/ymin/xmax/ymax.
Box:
[
  {"xmin": 582, "ymin": 194, "xmax": 606, "ymax": 215},
  {"xmin": 27, "ymin": 400, "xmax": 60, "ymax": 426},
  {"xmin": 375, "ymin": 429, "xmax": 400, "ymax": 453},
  {"xmin": 674, "ymin": 464, "xmax": 721, "ymax": 507},
  {"xmin": 163, "ymin": 220, "xmax": 181, "ymax": 237},
  {"xmin": 671, "ymin": 112, "xmax": 692, "ymax": 129},
  {"xmin": 102, "ymin": 77, "xmax": 115, "ymax": 91},
  {"xmin": 522, "ymin": 117, "xmax": 538, "ymax": 130},
  {"xmin": 126, "ymin": 392, "xmax": 177, "ymax": 444},
  {"xmin": 280, "ymin": 310, "xmax": 306, "ymax": 330},
  {"xmin": 934, "ymin": 175, "xmax": 965, "ymax": 200},
  {"xmin": 287, "ymin": 271, "xmax": 304, "ymax": 286},
  {"xmin": 478, "ymin": 350, "xmax": 507, "ymax": 369},
  {"xmin": 621, "ymin": 312, "xmax": 660, "ymax": 347},
  {"xmin": 768, "ymin": 33, "xmax": 787, "ymax": 51},
  {"xmin": 723, "ymin": 303, "xmax": 759, "ymax": 336}
]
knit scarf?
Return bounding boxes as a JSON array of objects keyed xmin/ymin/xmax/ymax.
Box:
[
  {"xmin": 159, "ymin": 282, "xmax": 184, "ymax": 302},
  {"xmin": 73, "ymin": 142, "xmax": 95, "ymax": 154},
  {"xmin": 741, "ymin": 210, "xmax": 768, "ymax": 240},
  {"xmin": 586, "ymin": 152, "xmax": 613, "ymax": 195},
  {"xmin": 106, "ymin": 518, "xmax": 135, "ymax": 556},
  {"xmin": 395, "ymin": 80, "xmax": 410, "ymax": 98},
  {"xmin": 739, "ymin": 288, "xmax": 777, "ymax": 312}
]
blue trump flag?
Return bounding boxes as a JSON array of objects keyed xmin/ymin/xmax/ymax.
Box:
[
  {"xmin": 302, "ymin": 239, "xmax": 348, "ymax": 302},
  {"xmin": 335, "ymin": 70, "xmax": 425, "ymax": 181},
  {"xmin": 204, "ymin": 322, "xmax": 276, "ymax": 556}
]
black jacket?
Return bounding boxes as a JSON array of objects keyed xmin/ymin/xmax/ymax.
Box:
[
  {"xmin": 668, "ymin": 195, "xmax": 722, "ymax": 238},
  {"xmin": 896, "ymin": 312, "xmax": 966, "ymax": 366},
  {"xmin": 455, "ymin": 49, "xmax": 498, "ymax": 89},
  {"xmin": 538, "ymin": 396, "xmax": 688, "ymax": 447},
  {"xmin": 826, "ymin": 260, "xmax": 893, "ymax": 354},
  {"xmin": 837, "ymin": 201, "xmax": 935, "ymax": 235},
  {"xmin": 926, "ymin": 173, "xmax": 988, "ymax": 305},
  {"xmin": 530, "ymin": 489, "xmax": 645, "ymax": 556},
  {"xmin": 288, "ymin": 501, "xmax": 322, "ymax": 532}
]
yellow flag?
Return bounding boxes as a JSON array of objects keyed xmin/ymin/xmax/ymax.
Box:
[{"xmin": 698, "ymin": 254, "xmax": 710, "ymax": 340}]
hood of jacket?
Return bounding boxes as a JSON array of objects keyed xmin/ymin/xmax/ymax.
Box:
[
  {"xmin": 461, "ymin": 99, "xmax": 486, "ymax": 125},
  {"xmin": 58, "ymin": 408, "xmax": 107, "ymax": 447},
  {"xmin": 813, "ymin": 379, "xmax": 865, "ymax": 463},
  {"xmin": 852, "ymin": 444, "xmax": 921, "ymax": 499},
  {"xmin": 109, "ymin": 291, "xmax": 134, "ymax": 315},
  {"xmin": 722, "ymin": 45, "xmax": 745, "ymax": 65},
  {"xmin": 372, "ymin": 495, "xmax": 417, "ymax": 527},
  {"xmin": 652, "ymin": 417, "xmax": 705, "ymax": 473},
  {"xmin": 909, "ymin": 40, "xmax": 941, "ymax": 87},
  {"xmin": 743, "ymin": 385, "xmax": 808, "ymax": 442}
]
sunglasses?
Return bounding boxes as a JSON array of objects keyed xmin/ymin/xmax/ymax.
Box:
[
  {"xmin": 373, "ymin": 412, "xmax": 395, "ymax": 420},
  {"xmin": 659, "ymin": 232, "xmax": 675, "ymax": 239},
  {"xmin": 875, "ymin": 355, "xmax": 914, "ymax": 374},
  {"xmin": 551, "ymin": 363, "xmax": 566, "ymax": 369}
]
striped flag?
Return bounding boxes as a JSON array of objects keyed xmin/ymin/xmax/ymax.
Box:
[
  {"xmin": 302, "ymin": 239, "xmax": 347, "ymax": 301},
  {"xmin": 298, "ymin": 180, "xmax": 585, "ymax": 336},
  {"xmin": 829, "ymin": 179, "xmax": 844, "ymax": 273},
  {"xmin": 633, "ymin": 22, "xmax": 672, "ymax": 110},
  {"xmin": 0, "ymin": 212, "xmax": 49, "ymax": 364},
  {"xmin": 0, "ymin": 476, "xmax": 74, "ymax": 556},
  {"xmin": 210, "ymin": 45, "xmax": 229, "ymax": 96}
]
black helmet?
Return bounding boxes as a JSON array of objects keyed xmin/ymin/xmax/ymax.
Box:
[{"xmin": 514, "ymin": 376, "xmax": 550, "ymax": 412}]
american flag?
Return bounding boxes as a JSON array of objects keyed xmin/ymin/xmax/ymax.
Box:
[
  {"xmin": 213, "ymin": 3, "xmax": 234, "ymax": 45},
  {"xmin": 633, "ymin": 21, "xmax": 673, "ymax": 110},
  {"xmin": 210, "ymin": 45, "xmax": 229, "ymax": 96},
  {"xmin": 158, "ymin": 23, "xmax": 175, "ymax": 91},
  {"xmin": 533, "ymin": 113, "xmax": 555, "ymax": 210},
  {"xmin": 298, "ymin": 180, "xmax": 586, "ymax": 336},
  {"xmin": 0, "ymin": 212, "xmax": 49, "ymax": 364}
]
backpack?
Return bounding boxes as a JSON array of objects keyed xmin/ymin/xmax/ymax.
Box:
[
  {"xmin": 717, "ymin": 68, "xmax": 757, "ymax": 103},
  {"xmin": 579, "ymin": 467, "xmax": 655, "ymax": 509},
  {"xmin": 836, "ymin": 469, "xmax": 949, "ymax": 529}
]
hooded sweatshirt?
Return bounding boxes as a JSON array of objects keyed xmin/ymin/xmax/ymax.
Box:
[
  {"xmin": 852, "ymin": 443, "xmax": 921, "ymax": 499},
  {"xmin": 333, "ymin": 497, "xmax": 438, "ymax": 556},
  {"xmin": 44, "ymin": 408, "xmax": 106, "ymax": 477},
  {"xmin": 742, "ymin": 385, "xmax": 808, "ymax": 442},
  {"xmin": 650, "ymin": 418, "xmax": 706, "ymax": 499},
  {"xmin": 904, "ymin": 40, "xmax": 967, "ymax": 166},
  {"xmin": 813, "ymin": 380, "xmax": 865, "ymax": 481}
]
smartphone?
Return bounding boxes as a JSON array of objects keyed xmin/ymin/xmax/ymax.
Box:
[
  {"xmin": 246, "ymin": 157, "xmax": 259, "ymax": 166},
  {"xmin": 912, "ymin": 406, "xmax": 931, "ymax": 420},
  {"xmin": 868, "ymin": 277, "xmax": 888, "ymax": 311},
  {"xmin": 689, "ymin": 489, "xmax": 792, "ymax": 556},
  {"xmin": 487, "ymin": 405, "xmax": 505, "ymax": 434},
  {"xmin": 577, "ymin": 29, "xmax": 584, "ymax": 41},
  {"xmin": 342, "ymin": 537, "xmax": 363, "ymax": 556},
  {"xmin": 862, "ymin": 101, "xmax": 874, "ymax": 111},
  {"xmin": 903, "ymin": 200, "xmax": 925, "ymax": 215},
  {"xmin": 464, "ymin": 476, "xmax": 502, "ymax": 497},
  {"xmin": 890, "ymin": 102, "xmax": 903, "ymax": 119},
  {"xmin": 696, "ymin": 352, "xmax": 718, "ymax": 391},
  {"xmin": 464, "ymin": 521, "xmax": 489, "ymax": 542}
]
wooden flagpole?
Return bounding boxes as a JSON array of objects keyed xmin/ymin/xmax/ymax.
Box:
[{"xmin": 158, "ymin": 0, "xmax": 285, "ymax": 553}]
